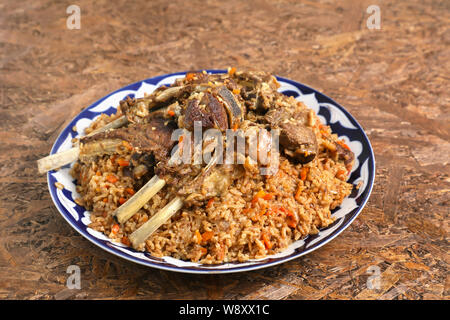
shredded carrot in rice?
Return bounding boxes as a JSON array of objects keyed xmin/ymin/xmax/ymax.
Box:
[
  {"xmin": 195, "ymin": 230, "xmax": 202, "ymax": 244},
  {"xmin": 337, "ymin": 140, "xmax": 351, "ymax": 150},
  {"xmin": 121, "ymin": 236, "xmax": 130, "ymax": 246},
  {"xmin": 300, "ymin": 167, "xmax": 309, "ymax": 181},
  {"xmin": 202, "ymin": 231, "xmax": 214, "ymax": 242},
  {"xmin": 206, "ymin": 198, "xmax": 215, "ymax": 208},
  {"xmin": 112, "ymin": 224, "xmax": 120, "ymax": 234},
  {"xmin": 186, "ymin": 73, "xmax": 196, "ymax": 81},
  {"xmin": 117, "ymin": 158, "xmax": 129, "ymax": 167},
  {"xmin": 200, "ymin": 247, "xmax": 208, "ymax": 256},
  {"xmin": 286, "ymin": 211, "xmax": 298, "ymax": 228},
  {"xmin": 261, "ymin": 233, "xmax": 272, "ymax": 250},
  {"xmin": 106, "ymin": 174, "xmax": 118, "ymax": 183}
]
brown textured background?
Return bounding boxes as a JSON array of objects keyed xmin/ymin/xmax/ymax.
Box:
[{"xmin": 0, "ymin": 0, "xmax": 448, "ymax": 300}]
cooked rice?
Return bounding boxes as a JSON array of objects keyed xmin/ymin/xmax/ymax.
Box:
[{"xmin": 71, "ymin": 106, "xmax": 353, "ymax": 264}]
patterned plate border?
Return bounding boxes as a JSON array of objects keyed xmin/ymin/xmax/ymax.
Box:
[{"xmin": 47, "ymin": 70, "xmax": 375, "ymax": 274}]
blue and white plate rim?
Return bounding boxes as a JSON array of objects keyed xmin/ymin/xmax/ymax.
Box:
[{"xmin": 47, "ymin": 69, "xmax": 375, "ymax": 274}]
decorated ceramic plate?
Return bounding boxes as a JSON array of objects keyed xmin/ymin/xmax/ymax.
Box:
[{"xmin": 47, "ymin": 69, "xmax": 375, "ymax": 274}]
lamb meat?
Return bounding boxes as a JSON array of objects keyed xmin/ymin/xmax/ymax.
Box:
[
  {"xmin": 81, "ymin": 115, "xmax": 176, "ymax": 162},
  {"xmin": 264, "ymin": 107, "xmax": 318, "ymax": 164},
  {"xmin": 182, "ymin": 92, "xmax": 229, "ymax": 131}
]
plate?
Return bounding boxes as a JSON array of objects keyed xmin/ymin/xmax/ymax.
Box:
[{"xmin": 47, "ymin": 70, "xmax": 375, "ymax": 274}]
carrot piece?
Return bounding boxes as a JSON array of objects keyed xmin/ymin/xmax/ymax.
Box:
[
  {"xmin": 251, "ymin": 190, "xmax": 267, "ymax": 205},
  {"xmin": 126, "ymin": 188, "xmax": 135, "ymax": 195},
  {"xmin": 300, "ymin": 167, "xmax": 309, "ymax": 181},
  {"xmin": 112, "ymin": 224, "xmax": 120, "ymax": 234},
  {"xmin": 96, "ymin": 171, "xmax": 102, "ymax": 176},
  {"xmin": 232, "ymin": 88, "xmax": 241, "ymax": 95},
  {"xmin": 195, "ymin": 230, "xmax": 202, "ymax": 244},
  {"xmin": 261, "ymin": 233, "xmax": 272, "ymax": 250},
  {"xmin": 186, "ymin": 73, "xmax": 196, "ymax": 81},
  {"xmin": 295, "ymin": 185, "xmax": 303, "ymax": 202},
  {"xmin": 286, "ymin": 211, "xmax": 298, "ymax": 228},
  {"xmin": 167, "ymin": 110, "xmax": 175, "ymax": 117},
  {"xmin": 228, "ymin": 67, "xmax": 236, "ymax": 75},
  {"xmin": 119, "ymin": 197, "xmax": 126, "ymax": 205},
  {"xmin": 337, "ymin": 140, "xmax": 351, "ymax": 150},
  {"xmin": 263, "ymin": 193, "xmax": 273, "ymax": 201},
  {"xmin": 199, "ymin": 247, "xmax": 208, "ymax": 256},
  {"xmin": 206, "ymin": 198, "xmax": 215, "ymax": 209},
  {"xmin": 117, "ymin": 158, "xmax": 130, "ymax": 167},
  {"xmin": 102, "ymin": 198, "xmax": 108, "ymax": 203},
  {"xmin": 202, "ymin": 231, "xmax": 214, "ymax": 242},
  {"xmin": 106, "ymin": 174, "xmax": 118, "ymax": 183},
  {"xmin": 336, "ymin": 169, "xmax": 347, "ymax": 179},
  {"xmin": 121, "ymin": 236, "xmax": 130, "ymax": 246}
]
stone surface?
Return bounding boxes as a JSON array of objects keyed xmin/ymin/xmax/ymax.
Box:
[{"xmin": 0, "ymin": 0, "xmax": 448, "ymax": 300}]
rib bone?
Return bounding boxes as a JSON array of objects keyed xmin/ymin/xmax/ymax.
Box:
[
  {"xmin": 129, "ymin": 197, "xmax": 184, "ymax": 248},
  {"xmin": 114, "ymin": 175, "xmax": 166, "ymax": 224},
  {"xmin": 37, "ymin": 116, "xmax": 127, "ymax": 174}
]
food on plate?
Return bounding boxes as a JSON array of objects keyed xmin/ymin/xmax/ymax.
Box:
[{"xmin": 53, "ymin": 69, "xmax": 355, "ymax": 264}]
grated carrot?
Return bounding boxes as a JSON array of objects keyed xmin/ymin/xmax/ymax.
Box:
[
  {"xmin": 206, "ymin": 198, "xmax": 215, "ymax": 208},
  {"xmin": 295, "ymin": 185, "xmax": 303, "ymax": 202},
  {"xmin": 186, "ymin": 73, "xmax": 196, "ymax": 81},
  {"xmin": 112, "ymin": 224, "xmax": 120, "ymax": 234},
  {"xmin": 261, "ymin": 233, "xmax": 272, "ymax": 250},
  {"xmin": 106, "ymin": 174, "xmax": 118, "ymax": 183},
  {"xmin": 337, "ymin": 140, "xmax": 351, "ymax": 150},
  {"xmin": 300, "ymin": 167, "xmax": 309, "ymax": 181},
  {"xmin": 263, "ymin": 193, "xmax": 273, "ymax": 201},
  {"xmin": 117, "ymin": 158, "xmax": 129, "ymax": 167},
  {"xmin": 286, "ymin": 211, "xmax": 298, "ymax": 228},
  {"xmin": 195, "ymin": 230, "xmax": 202, "ymax": 244},
  {"xmin": 121, "ymin": 236, "xmax": 130, "ymax": 246},
  {"xmin": 202, "ymin": 231, "xmax": 214, "ymax": 242},
  {"xmin": 228, "ymin": 67, "xmax": 236, "ymax": 75}
]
